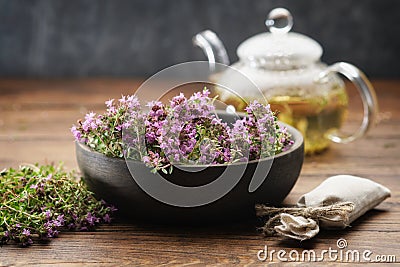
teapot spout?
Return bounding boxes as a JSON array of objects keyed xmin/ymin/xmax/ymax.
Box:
[{"xmin": 193, "ymin": 30, "xmax": 230, "ymax": 70}]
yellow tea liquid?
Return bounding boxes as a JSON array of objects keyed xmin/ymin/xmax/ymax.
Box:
[{"xmin": 268, "ymin": 86, "xmax": 348, "ymax": 154}]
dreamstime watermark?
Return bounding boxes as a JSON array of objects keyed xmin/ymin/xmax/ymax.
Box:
[
  {"xmin": 123, "ymin": 61, "xmax": 278, "ymax": 208},
  {"xmin": 256, "ymin": 238, "xmax": 397, "ymax": 263}
]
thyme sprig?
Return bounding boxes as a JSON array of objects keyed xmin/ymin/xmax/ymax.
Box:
[{"xmin": 0, "ymin": 163, "xmax": 116, "ymax": 247}]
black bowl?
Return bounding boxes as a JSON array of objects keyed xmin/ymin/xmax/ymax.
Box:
[{"xmin": 76, "ymin": 121, "xmax": 303, "ymax": 224}]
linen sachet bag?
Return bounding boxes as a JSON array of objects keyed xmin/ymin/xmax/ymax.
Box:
[{"xmin": 256, "ymin": 175, "xmax": 391, "ymax": 240}]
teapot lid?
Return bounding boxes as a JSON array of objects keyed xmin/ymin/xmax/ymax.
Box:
[{"xmin": 237, "ymin": 8, "xmax": 323, "ymax": 67}]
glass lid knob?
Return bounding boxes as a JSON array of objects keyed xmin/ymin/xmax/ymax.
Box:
[{"xmin": 265, "ymin": 8, "xmax": 293, "ymax": 34}]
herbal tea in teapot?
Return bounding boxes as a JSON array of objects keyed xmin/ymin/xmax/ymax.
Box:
[
  {"xmin": 195, "ymin": 7, "xmax": 377, "ymax": 155},
  {"xmin": 268, "ymin": 85, "xmax": 348, "ymax": 154}
]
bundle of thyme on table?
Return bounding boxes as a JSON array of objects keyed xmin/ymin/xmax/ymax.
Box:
[{"xmin": 0, "ymin": 164, "xmax": 116, "ymax": 247}]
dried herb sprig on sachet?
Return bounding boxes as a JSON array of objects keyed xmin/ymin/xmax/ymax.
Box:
[{"xmin": 0, "ymin": 163, "xmax": 116, "ymax": 247}]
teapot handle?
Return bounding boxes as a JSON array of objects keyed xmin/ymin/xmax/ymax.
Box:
[
  {"xmin": 192, "ymin": 30, "xmax": 230, "ymax": 71},
  {"xmin": 317, "ymin": 62, "xmax": 378, "ymax": 144}
]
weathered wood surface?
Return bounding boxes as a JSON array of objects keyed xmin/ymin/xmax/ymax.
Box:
[{"xmin": 0, "ymin": 79, "xmax": 399, "ymax": 266}]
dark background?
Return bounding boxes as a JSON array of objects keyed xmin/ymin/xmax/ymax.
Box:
[{"xmin": 0, "ymin": 0, "xmax": 399, "ymax": 78}]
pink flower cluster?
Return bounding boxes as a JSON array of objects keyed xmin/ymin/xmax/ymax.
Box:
[
  {"xmin": 231, "ymin": 101, "xmax": 294, "ymax": 160},
  {"xmin": 71, "ymin": 93, "xmax": 143, "ymax": 158},
  {"xmin": 140, "ymin": 89, "xmax": 233, "ymax": 172},
  {"xmin": 72, "ymin": 89, "xmax": 294, "ymax": 173}
]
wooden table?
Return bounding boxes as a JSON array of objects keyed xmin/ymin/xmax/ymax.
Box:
[{"xmin": 0, "ymin": 79, "xmax": 399, "ymax": 266}]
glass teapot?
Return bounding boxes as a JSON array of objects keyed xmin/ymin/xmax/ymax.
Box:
[{"xmin": 193, "ymin": 8, "xmax": 378, "ymax": 155}]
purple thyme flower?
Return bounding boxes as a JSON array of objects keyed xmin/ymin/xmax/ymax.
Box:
[
  {"xmin": 44, "ymin": 210, "xmax": 52, "ymax": 220},
  {"xmin": 56, "ymin": 214, "xmax": 65, "ymax": 226},
  {"xmin": 44, "ymin": 221, "xmax": 57, "ymax": 238},
  {"xmin": 103, "ymin": 214, "xmax": 111, "ymax": 223},
  {"xmin": 119, "ymin": 95, "xmax": 127, "ymax": 104},
  {"xmin": 71, "ymin": 125, "xmax": 82, "ymax": 141},
  {"xmin": 105, "ymin": 99, "xmax": 114, "ymax": 108},
  {"xmin": 109, "ymin": 205, "xmax": 118, "ymax": 212},
  {"xmin": 30, "ymin": 184, "xmax": 38, "ymax": 189},
  {"xmin": 22, "ymin": 229, "xmax": 30, "ymax": 237},
  {"xmin": 82, "ymin": 112, "xmax": 99, "ymax": 131},
  {"xmin": 86, "ymin": 212, "xmax": 99, "ymax": 226},
  {"xmin": 126, "ymin": 95, "xmax": 140, "ymax": 109}
]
